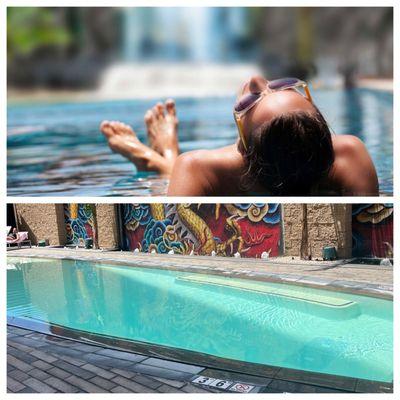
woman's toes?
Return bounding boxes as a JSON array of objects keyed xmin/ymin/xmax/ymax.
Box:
[
  {"xmin": 156, "ymin": 102, "xmax": 165, "ymax": 118},
  {"xmin": 109, "ymin": 121, "xmax": 121, "ymax": 131},
  {"xmin": 165, "ymin": 99, "xmax": 176, "ymax": 116},
  {"xmin": 122, "ymin": 123, "xmax": 135, "ymax": 136},
  {"xmin": 104, "ymin": 121, "xmax": 133, "ymax": 137},
  {"xmin": 100, "ymin": 120, "xmax": 115, "ymax": 137},
  {"xmin": 144, "ymin": 110, "xmax": 153, "ymax": 126},
  {"xmin": 152, "ymin": 105, "xmax": 162, "ymax": 120}
]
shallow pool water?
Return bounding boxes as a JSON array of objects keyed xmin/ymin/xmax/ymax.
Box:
[
  {"xmin": 7, "ymin": 89, "xmax": 393, "ymax": 196},
  {"xmin": 7, "ymin": 257, "xmax": 393, "ymax": 382}
]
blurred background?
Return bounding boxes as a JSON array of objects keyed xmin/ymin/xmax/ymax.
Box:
[
  {"xmin": 7, "ymin": 7, "xmax": 393, "ymax": 197},
  {"xmin": 8, "ymin": 7, "xmax": 393, "ymax": 99}
]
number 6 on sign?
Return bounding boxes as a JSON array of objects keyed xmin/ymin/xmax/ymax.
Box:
[{"xmin": 209, "ymin": 379, "xmax": 233, "ymax": 389}]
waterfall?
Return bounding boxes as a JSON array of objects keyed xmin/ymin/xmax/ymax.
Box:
[
  {"xmin": 183, "ymin": 7, "xmax": 213, "ymax": 62},
  {"xmin": 123, "ymin": 8, "xmax": 144, "ymax": 61},
  {"xmin": 122, "ymin": 8, "xmax": 247, "ymax": 63},
  {"xmin": 100, "ymin": 8, "xmax": 260, "ymax": 99}
]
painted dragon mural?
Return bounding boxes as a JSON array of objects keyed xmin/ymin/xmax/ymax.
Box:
[
  {"xmin": 64, "ymin": 204, "xmax": 96, "ymax": 246},
  {"xmin": 121, "ymin": 203, "xmax": 281, "ymax": 257},
  {"xmin": 352, "ymin": 204, "xmax": 393, "ymax": 258}
]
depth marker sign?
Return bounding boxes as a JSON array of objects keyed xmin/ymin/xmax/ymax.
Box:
[{"xmin": 192, "ymin": 375, "xmax": 255, "ymax": 392}]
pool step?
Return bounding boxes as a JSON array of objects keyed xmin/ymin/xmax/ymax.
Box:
[{"xmin": 176, "ymin": 274, "xmax": 361, "ymax": 319}]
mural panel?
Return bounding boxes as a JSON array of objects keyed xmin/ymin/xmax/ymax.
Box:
[
  {"xmin": 352, "ymin": 204, "xmax": 393, "ymax": 258},
  {"xmin": 64, "ymin": 204, "xmax": 96, "ymax": 245},
  {"xmin": 121, "ymin": 204, "xmax": 282, "ymax": 257}
]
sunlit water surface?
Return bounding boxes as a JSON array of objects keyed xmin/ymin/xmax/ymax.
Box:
[{"xmin": 7, "ymin": 89, "xmax": 393, "ymax": 196}]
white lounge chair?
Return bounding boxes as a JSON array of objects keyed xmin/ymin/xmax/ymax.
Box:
[{"xmin": 7, "ymin": 231, "xmax": 32, "ymax": 248}]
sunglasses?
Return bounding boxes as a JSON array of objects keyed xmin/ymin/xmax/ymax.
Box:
[{"xmin": 233, "ymin": 77, "xmax": 312, "ymax": 151}]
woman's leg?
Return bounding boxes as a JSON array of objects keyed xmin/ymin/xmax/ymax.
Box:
[{"xmin": 100, "ymin": 99, "xmax": 179, "ymax": 175}]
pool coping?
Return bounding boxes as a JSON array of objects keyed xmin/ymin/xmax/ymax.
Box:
[
  {"xmin": 7, "ymin": 316, "xmax": 393, "ymax": 394},
  {"xmin": 7, "ymin": 251, "xmax": 393, "ymax": 300}
]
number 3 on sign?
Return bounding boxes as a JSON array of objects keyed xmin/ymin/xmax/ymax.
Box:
[{"xmin": 192, "ymin": 376, "xmax": 216, "ymax": 385}]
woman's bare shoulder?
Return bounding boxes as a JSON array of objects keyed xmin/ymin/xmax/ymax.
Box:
[
  {"xmin": 167, "ymin": 145, "xmax": 244, "ymax": 196},
  {"xmin": 330, "ymin": 134, "xmax": 379, "ymax": 195},
  {"xmin": 332, "ymin": 134, "xmax": 366, "ymax": 153}
]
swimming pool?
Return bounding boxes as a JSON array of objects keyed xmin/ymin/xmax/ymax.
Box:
[
  {"xmin": 7, "ymin": 256, "xmax": 393, "ymax": 383},
  {"xmin": 7, "ymin": 88, "xmax": 393, "ymax": 196}
]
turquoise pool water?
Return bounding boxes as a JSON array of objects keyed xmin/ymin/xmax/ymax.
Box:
[
  {"xmin": 7, "ymin": 88, "xmax": 393, "ymax": 196},
  {"xmin": 7, "ymin": 257, "xmax": 393, "ymax": 382}
]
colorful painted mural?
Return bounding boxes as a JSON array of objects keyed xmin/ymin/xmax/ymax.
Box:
[
  {"xmin": 64, "ymin": 204, "xmax": 96, "ymax": 246},
  {"xmin": 121, "ymin": 204, "xmax": 282, "ymax": 257},
  {"xmin": 352, "ymin": 204, "xmax": 393, "ymax": 258}
]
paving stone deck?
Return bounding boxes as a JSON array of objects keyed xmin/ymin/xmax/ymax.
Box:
[{"xmin": 8, "ymin": 326, "xmax": 361, "ymax": 394}]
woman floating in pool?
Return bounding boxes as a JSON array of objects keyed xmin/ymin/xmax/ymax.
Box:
[{"xmin": 100, "ymin": 75, "xmax": 378, "ymax": 196}]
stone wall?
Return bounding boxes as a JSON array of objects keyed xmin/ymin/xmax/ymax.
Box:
[
  {"xmin": 283, "ymin": 204, "xmax": 352, "ymax": 258},
  {"xmin": 95, "ymin": 204, "xmax": 120, "ymax": 250},
  {"xmin": 14, "ymin": 204, "xmax": 67, "ymax": 246},
  {"xmin": 14, "ymin": 203, "xmax": 119, "ymax": 249}
]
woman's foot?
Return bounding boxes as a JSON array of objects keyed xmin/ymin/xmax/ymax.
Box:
[
  {"xmin": 100, "ymin": 121, "xmax": 174, "ymax": 175},
  {"xmin": 145, "ymin": 99, "xmax": 179, "ymax": 161}
]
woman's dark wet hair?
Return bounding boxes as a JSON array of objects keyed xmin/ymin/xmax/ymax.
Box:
[{"xmin": 240, "ymin": 108, "xmax": 334, "ymax": 195}]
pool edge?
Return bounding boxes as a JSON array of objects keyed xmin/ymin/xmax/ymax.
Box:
[{"xmin": 7, "ymin": 252, "xmax": 393, "ymax": 300}]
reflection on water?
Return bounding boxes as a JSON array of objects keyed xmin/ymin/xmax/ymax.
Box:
[{"xmin": 7, "ymin": 88, "xmax": 393, "ymax": 196}]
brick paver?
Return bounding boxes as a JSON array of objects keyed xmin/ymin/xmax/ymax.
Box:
[
  {"xmin": 111, "ymin": 375, "xmax": 156, "ymax": 393},
  {"xmin": 7, "ymin": 377, "xmax": 26, "ymax": 392},
  {"xmin": 82, "ymin": 363, "xmax": 117, "ymax": 379},
  {"xmin": 89, "ymin": 376, "xmax": 117, "ymax": 391},
  {"xmin": 23, "ymin": 377, "xmax": 58, "ymax": 393},
  {"xmin": 56, "ymin": 359, "xmax": 97, "ymax": 379},
  {"xmin": 110, "ymin": 385, "xmax": 131, "ymax": 393},
  {"xmin": 109, "ymin": 367, "xmax": 136, "ymax": 379},
  {"xmin": 64, "ymin": 375, "xmax": 106, "ymax": 393},
  {"xmin": 156, "ymin": 383, "xmax": 182, "ymax": 393},
  {"xmin": 46, "ymin": 366, "xmax": 72, "ymax": 380},
  {"xmin": 7, "ymin": 355, "xmax": 34, "ymax": 372},
  {"xmin": 44, "ymin": 376, "xmax": 80, "ymax": 393}
]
